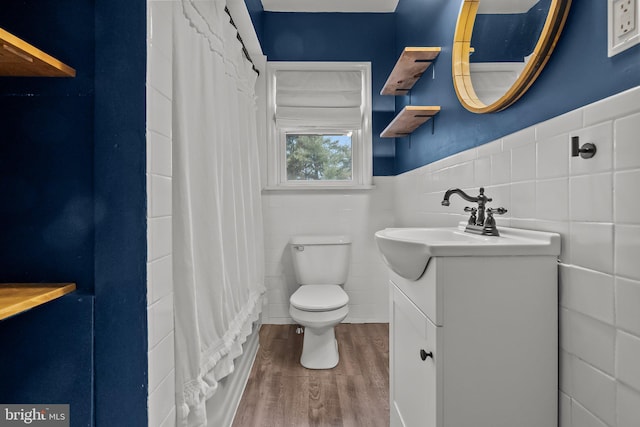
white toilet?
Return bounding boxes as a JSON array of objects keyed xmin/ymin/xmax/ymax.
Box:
[{"xmin": 289, "ymin": 235, "xmax": 351, "ymax": 369}]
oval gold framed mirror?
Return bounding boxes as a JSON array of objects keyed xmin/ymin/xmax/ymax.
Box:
[{"xmin": 453, "ymin": 0, "xmax": 572, "ymax": 113}]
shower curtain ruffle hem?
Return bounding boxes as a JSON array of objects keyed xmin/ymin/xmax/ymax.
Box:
[{"xmin": 178, "ymin": 288, "xmax": 263, "ymax": 422}]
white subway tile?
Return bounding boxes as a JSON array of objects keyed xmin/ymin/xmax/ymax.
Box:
[
  {"xmin": 431, "ymin": 167, "xmax": 451, "ymax": 192},
  {"xmin": 509, "ymin": 218, "xmax": 537, "ymax": 231},
  {"xmin": 615, "ymin": 225, "xmax": 640, "ymax": 281},
  {"xmin": 490, "ymin": 151, "xmax": 511, "ymax": 184},
  {"xmin": 148, "ymin": 46, "xmax": 172, "ymax": 99},
  {"xmin": 436, "ymin": 148, "xmax": 476, "ymax": 170},
  {"xmin": 560, "ymin": 265, "xmax": 614, "ymax": 324},
  {"xmin": 346, "ymin": 290, "xmax": 375, "ymax": 305},
  {"xmin": 148, "ymin": 332, "xmax": 175, "ymax": 393},
  {"xmin": 476, "ymin": 139, "xmax": 502, "ymax": 157},
  {"xmin": 474, "ymin": 156, "xmax": 492, "ymax": 186},
  {"xmin": 559, "ymin": 392, "xmax": 571, "ymax": 427},
  {"xmin": 536, "ymin": 178, "xmax": 569, "ymax": 221},
  {"xmin": 510, "ymin": 143, "xmax": 536, "ymax": 182},
  {"xmin": 148, "ymin": 217, "xmax": 172, "ymax": 261},
  {"xmin": 149, "ymin": 1, "xmax": 173, "ymax": 61},
  {"xmin": 563, "ymin": 310, "xmax": 615, "ymax": 375},
  {"xmin": 485, "ymin": 184, "xmax": 510, "ymax": 210},
  {"xmin": 159, "ymin": 406, "xmax": 176, "ymax": 427},
  {"xmin": 570, "ymin": 222, "xmax": 613, "ymax": 275},
  {"xmin": 268, "ymin": 303, "xmax": 290, "ymax": 319},
  {"xmin": 267, "ymin": 288, "xmax": 288, "ymax": 305},
  {"xmin": 148, "ymin": 368, "xmax": 175, "ymax": 427},
  {"xmin": 150, "ymin": 175, "xmax": 172, "ymax": 218},
  {"xmin": 616, "ymin": 277, "xmax": 640, "ymax": 337},
  {"xmin": 570, "ymin": 122, "xmax": 613, "ymax": 176},
  {"xmin": 502, "ymin": 126, "xmax": 535, "ymax": 150},
  {"xmin": 148, "ymin": 88, "xmax": 172, "ymax": 138},
  {"xmin": 571, "ymin": 357, "xmax": 616, "ymax": 426},
  {"xmin": 615, "ymin": 111, "xmax": 640, "ymax": 170},
  {"xmin": 617, "ymin": 382, "xmax": 640, "ymax": 427},
  {"xmin": 615, "ymin": 170, "xmax": 640, "ymax": 224},
  {"xmin": 149, "ymin": 131, "xmax": 172, "ymax": 177},
  {"xmin": 570, "ymin": 173, "xmax": 612, "ymax": 222},
  {"xmin": 149, "ymin": 295, "xmax": 174, "ymax": 348},
  {"xmin": 537, "ymin": 134, "xmax": 569, "ymax": 179},
  {"xmin": 149, "ymin": 255, "xmax": 173, "ymax": 304},
  {"xmin": 583, "ymin": 85, "xmax": 640, "ymax": 126},
  {"xmin": 510, "ymin": 181, "xmax": 535, "ymax": 219},
  {"xmin": 560, "ymin": 350, "xmax": 573, "ymax": 395},
  {"xmin": 571, "ymin": 400, "xmax": 609, "ymax": 427},
  {"xmin": 617, "ymin": 330, "xmax": 640, "ymax": 391},
  {"xmin": 537, "ymin": 109, "xmax": 583, "ymax": 140}
]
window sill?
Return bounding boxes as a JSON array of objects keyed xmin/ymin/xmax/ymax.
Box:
[{"xmin": 262, "ymin": 184, "xmax": 376, "ymax": 193}]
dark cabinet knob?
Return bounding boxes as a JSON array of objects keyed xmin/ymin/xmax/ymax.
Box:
[{"xmin": 420, "ymin": 349, "xmax": 433, "ymax": 361}]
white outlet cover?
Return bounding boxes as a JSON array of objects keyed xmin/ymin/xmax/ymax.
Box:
[{"xmin": 609, "ymin": 0, "xmax": 640, "ymax": 56}]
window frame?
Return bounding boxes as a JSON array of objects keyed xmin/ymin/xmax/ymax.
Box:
[{"xmin": 265, "ymin": 62, "xmax": 373, "ymax": 190}]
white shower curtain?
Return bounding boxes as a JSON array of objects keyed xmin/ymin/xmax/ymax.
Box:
[{"xmin": 172, "ymin": 1, "xmax": 265, "ymax": 425}]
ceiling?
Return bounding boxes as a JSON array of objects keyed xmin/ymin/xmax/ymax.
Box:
[
  {"xmin": 260, "ymin": 0, "xmax": 539, "ymax": 14},
  {"xmin": 260, "ymin": 0, "xmax": 400, "ymax": 13}
]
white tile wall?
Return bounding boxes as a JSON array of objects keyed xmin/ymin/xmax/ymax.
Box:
[
  {"xmin": 261, "ymin": 177, "xmax": 395, "ymax": 324},
  {"xmin": 617, "ymin": 383, "xmax": 640, "ymax": 427},
  {"xmin": 147, "ymin": 1, "xmax": 175, "ymax": 426},
  {"xmin": 391, "ymin": 86, "xmax": 640, "ymax": 427}
]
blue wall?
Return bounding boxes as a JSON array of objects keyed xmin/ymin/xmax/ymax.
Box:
[
  {"xmin": 0, "ymin": 0, "xmax": 148, "ymax": 425},
  {"xmin": 244, "ymin": 0, "xmax": 265, "ymax": 43},
  {"xmin": 94, "ymin": 0, "xmax": 148, "ymax": 425},
  {"xmin": 394, "ymin": 0, "xmax": 640, "ymax": 174},
  {"xmin": 261, "ymin": 12, "xmax": 397, "ymax": 175}
]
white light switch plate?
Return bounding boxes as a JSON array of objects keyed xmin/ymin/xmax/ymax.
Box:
[{"xmin": 609, "ymin": 0, "xmax": 640, "ymax": 56}]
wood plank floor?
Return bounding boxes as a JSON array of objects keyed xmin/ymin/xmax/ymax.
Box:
[{"xmin": 232, "ymin": 323, "xmax": 389, "ymax": 427}]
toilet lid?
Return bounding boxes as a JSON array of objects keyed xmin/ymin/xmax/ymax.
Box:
[{"xmin": 290, "ymin": 285, "xmax": 349, "ymax": 312}]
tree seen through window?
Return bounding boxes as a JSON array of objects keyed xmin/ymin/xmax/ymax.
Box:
[{"xmin": 286, "ymin": 134, "xmax": 352, "ymax": 181}]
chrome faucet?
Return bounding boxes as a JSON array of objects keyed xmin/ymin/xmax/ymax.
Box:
[{"xmin": 441, "ymin": 187, "xmax": 507, "ymax": 236}]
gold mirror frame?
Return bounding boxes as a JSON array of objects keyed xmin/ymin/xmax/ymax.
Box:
[{"xmin": 453, "ymin": 0, "xmax": 572, "ymax": 113}]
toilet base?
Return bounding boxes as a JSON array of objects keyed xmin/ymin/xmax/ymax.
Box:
[
  {"xmin": 300, "ymin": 326, "xmax": 339, "ymax": 369},
  {"xmin": 290, "ymin": 304, "xmax": 348, "ymax": 369}
]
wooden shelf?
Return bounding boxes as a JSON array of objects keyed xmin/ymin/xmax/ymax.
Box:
[
  {"xmin": 380, "ymin": 47, "xmax": 440, "ymax": 95},
  {"xmin": 0, "ymin": 28, "xmax": 76, "ymax": 77},
  {"xmin": 380, "ymin": 106, "xmax": 440, "ymax": 138},
  {"xmin": 0, "ymin": 283, "xmax": 76, "ymax": 320}
]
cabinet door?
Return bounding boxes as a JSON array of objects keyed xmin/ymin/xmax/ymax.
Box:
[{"xmin": 391, "ymin": 285, "xmax": 439, "ymax": 427}]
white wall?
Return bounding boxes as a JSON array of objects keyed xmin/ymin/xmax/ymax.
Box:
[
  {"xmin": 147, "ymin": 2, "xmax": 176, "ymax": 426},
  {"xmin": 261, "ymin": 178, "xmax": 395, "ymax": 324},
  {"xmin": 393, "ymin": 86, "xmax": 640, "ymax": 427}
]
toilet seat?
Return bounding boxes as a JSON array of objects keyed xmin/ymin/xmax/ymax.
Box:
[{"xmin": 290, "ymin": 285, "xmax": 349, "ymax": 311}]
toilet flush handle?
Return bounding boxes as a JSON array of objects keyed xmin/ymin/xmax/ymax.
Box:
[{"xmin": 293, "ymin": 245, "xmax": 304, "ymax": 252}]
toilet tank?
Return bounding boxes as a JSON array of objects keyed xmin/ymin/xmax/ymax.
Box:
[{"xmin": 290, "ymin": 235, "xmax": 351, "ymax": 285}]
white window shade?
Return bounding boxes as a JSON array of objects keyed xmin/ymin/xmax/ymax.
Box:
[
  {"xmin": 274, "ymin": 70, "xmax": 364, "ymax": 128},
  {"xmin": 265, "ymin": 62, "xmax": 372, "ymax": 190}
]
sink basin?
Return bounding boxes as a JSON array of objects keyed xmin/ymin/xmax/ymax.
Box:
[{"xmin": 375, "ymin": 223, "xmax": 560, "ymax": 281}]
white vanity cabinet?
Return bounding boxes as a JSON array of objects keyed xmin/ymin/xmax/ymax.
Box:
[{"xmin": 388, "ymin": 254, "xmax": 558, "ymax": 427}]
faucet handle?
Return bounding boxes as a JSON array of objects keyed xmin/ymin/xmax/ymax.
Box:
[
  {"xmin": 487, "ymin": 207, "xmax": 508, "ymax": 215},
  {"xmin": 464, "ymin": 206, "xmax": 477, "ymax": 225}
]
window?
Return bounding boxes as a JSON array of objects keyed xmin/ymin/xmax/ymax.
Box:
[
  {"xmin": 265, "ymin": 62, "xmax": 372, "ymax": 189},
  {"xmin": 286, "ymin": 132, "xmax": 352, "ymax": 181}
]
